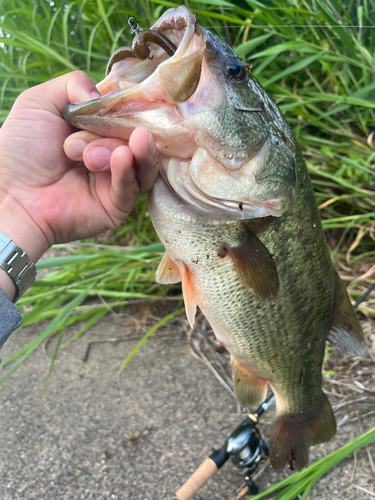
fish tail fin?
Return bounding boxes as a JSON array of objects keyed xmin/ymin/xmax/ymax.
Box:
[{"xmin": 269, "ymin": 393, "xmax": 336, "ymax": 471}]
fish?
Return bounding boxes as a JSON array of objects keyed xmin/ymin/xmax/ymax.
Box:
[{"xmin": 63, "ymin": 6, "xmax": 367, "ymax": 471}]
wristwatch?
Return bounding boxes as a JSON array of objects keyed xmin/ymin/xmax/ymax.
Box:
[{"xmin": 0, "ymin": 233, "xmax": 36, "ymax": 303}]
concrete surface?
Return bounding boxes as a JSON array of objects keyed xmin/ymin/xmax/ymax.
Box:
[{"xmin": 0, "ymin": 307, "xmax": 374, "ymax": 500}]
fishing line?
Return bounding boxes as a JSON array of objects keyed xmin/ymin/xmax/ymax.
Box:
[
  {"xmin": 354, "ymin": 283, "xmax": 375, "ymax": 309},
  {"xmin": 202, "ymin": 24, "xmax": 375, "ymax": 28}
]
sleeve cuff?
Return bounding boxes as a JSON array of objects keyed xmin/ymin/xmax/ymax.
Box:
[{"xmin": 0, "ymin": 287, "xmax": 23, "ymax": 351}]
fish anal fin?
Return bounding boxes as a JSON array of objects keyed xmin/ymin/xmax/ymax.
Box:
[
  {"xmin": 156, "ymin": 252, "xmax": 181, "ymax": 284},
  {"xmin": 327, "ymin": 270, "xmax": 367, "ymax": 356},
  {"xmin": 226, "ymin": 227, "xmax": 279, "ymax": 300},
  {"xmin": 231, "ymin": 357, "xmax": 267, "ymax": 407},
  {"xmin": 270, "ymin": 393, "xmax": 336, "ymax": 471},
  {"xmin": 177, "ymin": 261, "xmax": 197, "ymax": 329}
]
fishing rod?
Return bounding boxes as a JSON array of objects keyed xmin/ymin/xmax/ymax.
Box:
[{"xmin": 175, "ymin": 394, "xmax": 275, "ymax": 500}]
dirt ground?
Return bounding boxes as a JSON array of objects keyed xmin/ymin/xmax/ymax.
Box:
[{"xmin": 0, "ymin": 306, "xmax": 374, "ymax": 500}]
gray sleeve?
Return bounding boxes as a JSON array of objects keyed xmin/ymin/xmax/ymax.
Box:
[{"xmin": 0, "ymin": 287, "xmax": 23, "ymax": 351}]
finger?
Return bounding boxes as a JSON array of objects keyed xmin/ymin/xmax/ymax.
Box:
[
  {"xmin": 109, "ymin": 146, "xmax": 140, "ymax": 216},
  {"xmin": 65, "ymin": 71, "xmax": 101, "ymax": 105},
  {"xmin": 20, "ymin": 71, "xmax": 101, "ymax": 117},
  {"xmin": 129, "ymin": 127, "xmax": 159, "ymax": 193},
  {"xmin": 82, "ymin": 138, "xmax": 129, "ymax": 171},
  {"xmin": 63, "ymin": 131, "xmax": 104, "ymax": 161}
]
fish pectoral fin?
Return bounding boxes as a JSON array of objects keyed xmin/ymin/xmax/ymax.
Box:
[
  {"xmin": 231, "ymin": 357, "xmax": 267, "ymax": 406},
  {"xmin": 156, "ymin": 255, "xmax": 197, "ymax": 328},
  {"xmin": 226, "ymin": 226, "xmax": 279, "ymax": 300},
  {"xmin": 269, "ymin": 393, "xmax": 336, "ymax": 471},
  {"xmin": 327, "ymin": 270, "xmax": 367, "ymax": 356},
  {"xmin": 177, "ymin": 261, "xmax": 198, "ymax": 329},
  {"xmin": 156, "ymin": 252, "xmax": 181, "ymax": 284}
]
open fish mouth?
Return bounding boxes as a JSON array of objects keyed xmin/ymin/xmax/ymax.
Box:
[
  {"xmin": 64, "ymin": 6, "xmax": 295, "ymax": 220},
  {"xmin": 64, "ymin": 7, "xmax": 207, "ymax": 141}
]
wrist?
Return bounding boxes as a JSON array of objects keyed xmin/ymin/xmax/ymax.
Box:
[
  {"xmin": 0, "ymin": 194, "xmax": 50, "ymax": 300},
  {"xmin": 0, "ymin": 193, "xmax": 50, "ymax": 263}
]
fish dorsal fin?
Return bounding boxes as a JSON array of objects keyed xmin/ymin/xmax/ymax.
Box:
[
  {"xmin": 177, "ymin": 261, "xmax": 197, "ymax": 329},
  {"xmin": 327, "ymin": 270, "xmax": 367, "ymax": 356},
  {"xmin": 231, "ymin": 357, "xmax": 267, "ymax": 406},
  {"xmin": 156, "ymin": 252, "xmax": 181, "ymax": 284},
  {"xmin": 226, "ymin": 227, "xmax": 279, "ymax": 300}
]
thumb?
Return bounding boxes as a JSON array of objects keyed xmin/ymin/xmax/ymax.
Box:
[{"xmin": 16, "ymin": 71, "xmax": 101, "ymax": 117}]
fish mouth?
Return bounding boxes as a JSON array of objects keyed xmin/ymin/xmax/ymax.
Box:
[
  {"xmin": 63, "ymin": 6, "xmax": 294, "ymax": 220},
  {"xmin": 64, "ymin": 7, "xmax": 207, "ymax": 138}
]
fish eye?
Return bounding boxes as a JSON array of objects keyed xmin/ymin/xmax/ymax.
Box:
[{"xmin": 225, "ymin": 58, "xmax": 247, "ymax": 81}]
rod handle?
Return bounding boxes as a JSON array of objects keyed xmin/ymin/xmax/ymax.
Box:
[
  {"xmin": 175, "ymin": 457, "xmax": 218, "ymax": 500},
  {"xmin": 236, "ymin": 486, "xmax": 250, "ymax": 499}
]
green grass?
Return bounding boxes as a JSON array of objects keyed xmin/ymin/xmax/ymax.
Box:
[{"xmin": 249, "ymin": 426, "xmax": 375, "ymax": 500}]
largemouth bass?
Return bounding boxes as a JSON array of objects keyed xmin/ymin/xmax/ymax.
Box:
[{"xmin": 63, "ymin": 6, "xmax": 366, "ymax": 470}]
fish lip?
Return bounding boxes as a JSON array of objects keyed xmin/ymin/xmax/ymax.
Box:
[
  {"xmin": 63, "ymin": 6, "xmax": 203, "ymax": 124},
  {"xmin": 149, "ymin": 6, "xmax": 196, "ymax": 48}
]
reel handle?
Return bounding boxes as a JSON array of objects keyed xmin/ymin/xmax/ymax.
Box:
[{"xmin": 175, "ymin": 457, "xmax": 218, "ymax": 500}]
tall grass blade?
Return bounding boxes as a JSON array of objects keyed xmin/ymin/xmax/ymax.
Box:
[
  {"xmin": 38, "ymin": 329, "xmax": 65, "ymax": 406},
  {"xmin": 249, "ymin": 426, "xmax": 375, "ymax": 500},
  {"xmin": 120, "ymin": 307, "xmax": 185, "ymax": 371},
  {"xmin": 61, "ymin": 308, "xmax": 108, "ymax": 349}
]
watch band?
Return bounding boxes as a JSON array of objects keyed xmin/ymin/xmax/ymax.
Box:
[{"xmin": 0, "ymin": 233, "xmax": 36, "ymax": 303}]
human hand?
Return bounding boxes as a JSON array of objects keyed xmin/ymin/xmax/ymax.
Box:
[{"xmin": 0, "ymin": 71, "xmax": 159, "ymax": 267}]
